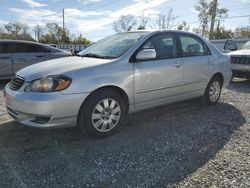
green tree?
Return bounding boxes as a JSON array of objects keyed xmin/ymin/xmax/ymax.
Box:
[
  {"xmin": 40, "ymin": 23, "xmax": 71, "ymax": 44},
  {"xmin": 2, "ymin": 22, "xmax": 33, "ymax": 41},
  {"xmin": 195, "ymin": 0, "xmax": 211, "ymax": 37},
  {"xmin": 73, "ymin": 34, "xmax": 91, "ymax": 45},
  {"xmin": 177, "ymin": 21, "xmax": 190, "ymax": 31},
  {"xmin": 195, "ymin": 0, "xmax": 229, "ymax": 38},
  {"xmin": 210, "ymin": 26, "xmax": 233, "ymax": 39},
  {"xmin": 209, "ymin": 7, "xmax": 229, "ymax": 39},
  {"xmin": 234, "ymin": 26, "xmax": 250, "ymax": 38}
]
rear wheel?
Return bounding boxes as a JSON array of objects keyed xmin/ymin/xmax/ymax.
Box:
[
  {"xmin": 78, "ymin": 89, "xmax": 127, "ymax": 137},
  {"xmin": 202, "ymin": 76, "xmax": 222, "ymax": 105}
]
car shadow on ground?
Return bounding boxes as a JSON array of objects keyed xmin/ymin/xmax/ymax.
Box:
[{"xmin": 0, "ymin": 100, "xmax": 246, "ymax": 187}]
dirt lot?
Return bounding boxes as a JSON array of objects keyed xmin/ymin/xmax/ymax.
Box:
[{"xmin": 0, "ymin": 79, "xmax": 249, "ymax": 188}]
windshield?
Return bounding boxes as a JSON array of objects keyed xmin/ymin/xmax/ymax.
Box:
[
  {"xmin": 78, "ymin": 32, "xmax": 148, "ymax": 59},
  {"xmin": 240, "ymin": 41, "xmax": 250, "ymax": 50}
]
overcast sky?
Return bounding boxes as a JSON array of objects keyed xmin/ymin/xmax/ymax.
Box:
[{"xmin": 0, "ymin": 0, "xmax": 250, "ymax": 41}]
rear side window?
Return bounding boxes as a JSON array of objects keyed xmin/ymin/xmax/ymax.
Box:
[
  {"xmin": 0, "ymin": 44, "xmax": 4, "ymax": 53},
  {"xmin": 0, "ymin": 43, "xmax": 16, "ymax": 53},
  {"xmin": 140, "ymin": 33, "xmax": 177, "ymax": 59},
  {"xmin": 15, "ymin": 43, "xmax": 33, "ymax": 53},
  {"xmin": 179, "ymin": 34, "xmax": 211, "ymax": 57},
  {"xmin": 15, "ymin": 43, "xmax": 50, "ymax": 53}
]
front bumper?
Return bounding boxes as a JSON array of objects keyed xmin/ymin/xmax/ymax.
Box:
[
  {"xmin": 232, "ymin": 64, "xmax": 250, "ymax": 78},
  {"xmin": 4, "ymin": 84, "xmax": 90, "ymax": 128}
]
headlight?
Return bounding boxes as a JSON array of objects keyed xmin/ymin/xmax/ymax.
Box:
[{"xmin": 25, "ymin": 76, "xmax": 71, "ymax": 92}]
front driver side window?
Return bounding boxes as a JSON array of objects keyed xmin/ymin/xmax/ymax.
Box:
[{"xmin": 140, "ymin": 33, "xmax": 177, "ymax": 59}]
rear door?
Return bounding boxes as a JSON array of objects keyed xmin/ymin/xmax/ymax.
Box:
[
  {"xmin": 12, "ymin": 43, "xmax": 47, "ymax": 73},
  {"xmin": 0, "ymin": 42, "xmax": 13, "ymax": 78},
  {"xmin": 177, "ymin": 33, "xmax": 214, "ymax": 97}
]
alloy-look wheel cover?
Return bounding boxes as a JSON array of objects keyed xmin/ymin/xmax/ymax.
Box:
[
  {"xmin": 209, "ymin": 81, "xmax": 221, "ymax": 102},
  {"xmin": 91, "ymin": 98, "xmax": 121, "ymax": 132}
]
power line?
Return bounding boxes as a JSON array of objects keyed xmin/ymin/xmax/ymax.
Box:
[
  {"xmin": 186, "ymin": 14, "xmax": 250, "ymax": 25},
  {"xmin": 222, "ymin": 15, "xmax": 250, "ymax": 19},
  {"xmin": 64, "ymin": 0, "xmax": 121, "ymax": 15},
  {"xmin": 225, "ymin": 3, "xmax": 250, "ymax": 9}
]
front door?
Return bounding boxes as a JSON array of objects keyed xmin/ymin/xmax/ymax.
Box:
[
  {"xmin": 12, "ymin": 42, "xmax": 46, "ymax": 73},
  {"xmin": 134, "ymin": 33, "xmax": 183, "ymax": 108}
]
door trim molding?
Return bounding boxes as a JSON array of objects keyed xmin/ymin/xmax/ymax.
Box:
[{"xmin": 136, "ymin": 81, "xmax": 203, "ymax": 94}]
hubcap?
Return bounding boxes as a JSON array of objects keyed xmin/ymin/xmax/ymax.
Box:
[
  {"xmin": 91, "ymin": 98, "xmax": 121, "ymax": 132},
  {"xmin": 209, "ymin": 81, "xmax": 221, "ymax": 102}
]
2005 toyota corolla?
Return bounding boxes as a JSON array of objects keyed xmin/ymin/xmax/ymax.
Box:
[{"xmin": 3, "ymin": 30, "xmax": 232, "ymax": 137}]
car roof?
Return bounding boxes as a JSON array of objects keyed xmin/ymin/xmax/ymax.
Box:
[
  {"xmin": 124, "ymin": 29, "xmax": 196, "ymax": 34},
  {"xmin": 0, "ymin": 39, "xmax": 50, "ymax": 47},
  {"xmin": 121, "ymin": 29, "xmax": 205, "ymax": 39}
]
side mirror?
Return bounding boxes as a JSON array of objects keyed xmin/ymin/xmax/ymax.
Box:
[
  {"xmin": 224, "ymin": 40, "xmax": 238, "ymax": 51},
  {"xmin": 136, "ymin": 49, "xmax": 156, "ymax": 61},
  {"xmin": 226, "ymin": 44, "xmax": 238, "ymax": 51}
]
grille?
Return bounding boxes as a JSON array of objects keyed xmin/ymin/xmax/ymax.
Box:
[
  {"xmin": 9, "ymin": 75, "xmax": 25, "ymax": 91},
  {"xmin": 231, "ymin": 56, "xmax": 250, "ymax": 65}
]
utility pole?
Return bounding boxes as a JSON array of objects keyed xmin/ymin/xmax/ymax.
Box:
[
  {"xmin": 62, "ymin": 8, "xmax": 65, "ymax": 42},
  {"xmin": 36, "ymin": 24, "xmax": 40, "ymax": 42},
  {"xmin": 209, "ymin": 0, "xmax": 218, "ymax": 39}
]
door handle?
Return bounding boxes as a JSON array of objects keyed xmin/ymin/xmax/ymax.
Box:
[
  {"xmin": 0, "ymin": 56, "xmax": 10, "ymax": 59},
  {"xmin": 15, "ymin": 58, "xmax": 32, "ymax": 62},
  {"xmin": 36, "ymin": 55, "xmax": 45, "ymax": 58},
  {"xmin": 16, "ymin": 58, "xmax": 26, "ymax": 61},
  {"xmin": 174, "ymin": 62, "xmax": 183, "ymax": 68}
]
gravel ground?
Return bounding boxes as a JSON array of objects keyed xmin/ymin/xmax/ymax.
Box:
[{"xmin": 0, "ymin": 78, "xmax": 249, "ymax": 188}]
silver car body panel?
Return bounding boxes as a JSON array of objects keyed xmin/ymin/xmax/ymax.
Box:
[
  {"xmin": 0, "ymin": 52, "xmax": 13, "ymax": 79},
  {"xmin": 4, "ymin": 30, "xmax": 232, "ymax": 128},
  {"xmin": 0, "ymin": 40, "xmax": 70, "ymax": 79}
]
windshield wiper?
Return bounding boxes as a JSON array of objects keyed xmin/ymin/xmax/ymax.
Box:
[
  {"xmin": 81, "ymin": 53, "xmax": 113, "ymax": 59},
  {"xmin": 74, "ymin": 53, "xmax": 82, "ymax": 57}
]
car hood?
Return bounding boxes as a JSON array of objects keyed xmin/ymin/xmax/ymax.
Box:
[
  {"xmin": 228, "ymin": 50, "xmax": 250, "ymax": 56},
  {"xmin": 17, "ymin": 56, "xmax": 113, "ymax": 82}
]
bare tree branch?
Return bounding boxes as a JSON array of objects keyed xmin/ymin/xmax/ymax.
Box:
[{"xmin": 113, "ymin": 15, "xmax": 137, "ymax": 33}]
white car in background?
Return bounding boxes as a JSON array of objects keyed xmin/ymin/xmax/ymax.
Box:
[{"xmin": 229, "ymin": 41, "xmax": 250, "ymax": 79}]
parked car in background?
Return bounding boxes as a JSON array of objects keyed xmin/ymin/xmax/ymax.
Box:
[
  {"xmin": 229, "ymin": 41, "xmax": 250, "ymax": 79},
  {"xmin": 210, "ymin": 39, "xmax": 238, "ymax": 53},
  {"xmin": 48, "ymin": 44, "xmax": 58, "ymax": 48},
  {"xmin": 0, "ymin": 40, "xmax": 71, "ymax": 80},
  {"xmin": 4, "ymin": 30, "xmax": 232, "ymax": 137},
  {"xmin": 223, "ymin": 39, "xmax": 238, "ymax": 53}
]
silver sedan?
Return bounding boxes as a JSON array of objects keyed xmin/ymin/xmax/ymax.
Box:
[
  {"xmin": 0, "ymin": 40, "xmax": 71, "ymax": 80},
  {"xmin": 3, "ymin": 30, "xmax": 232, "ymax": 137}
]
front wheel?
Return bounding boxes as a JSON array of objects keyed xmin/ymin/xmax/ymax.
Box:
[
  {"xmin": 77, "ymin": 89, "xmax": 127, "ymax": 137},
  {"xmin": 202, "ymin": 76, "xmax": 222, "ymax": 105}
]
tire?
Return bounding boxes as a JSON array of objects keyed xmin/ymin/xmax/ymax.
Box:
[
  {"xmin": 202, "ymin": 76, "xmax": 222, "ymax": 106},
  {"xmin": 77, "ymin": 88, "xmax": 127, "ymax": 137}
]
